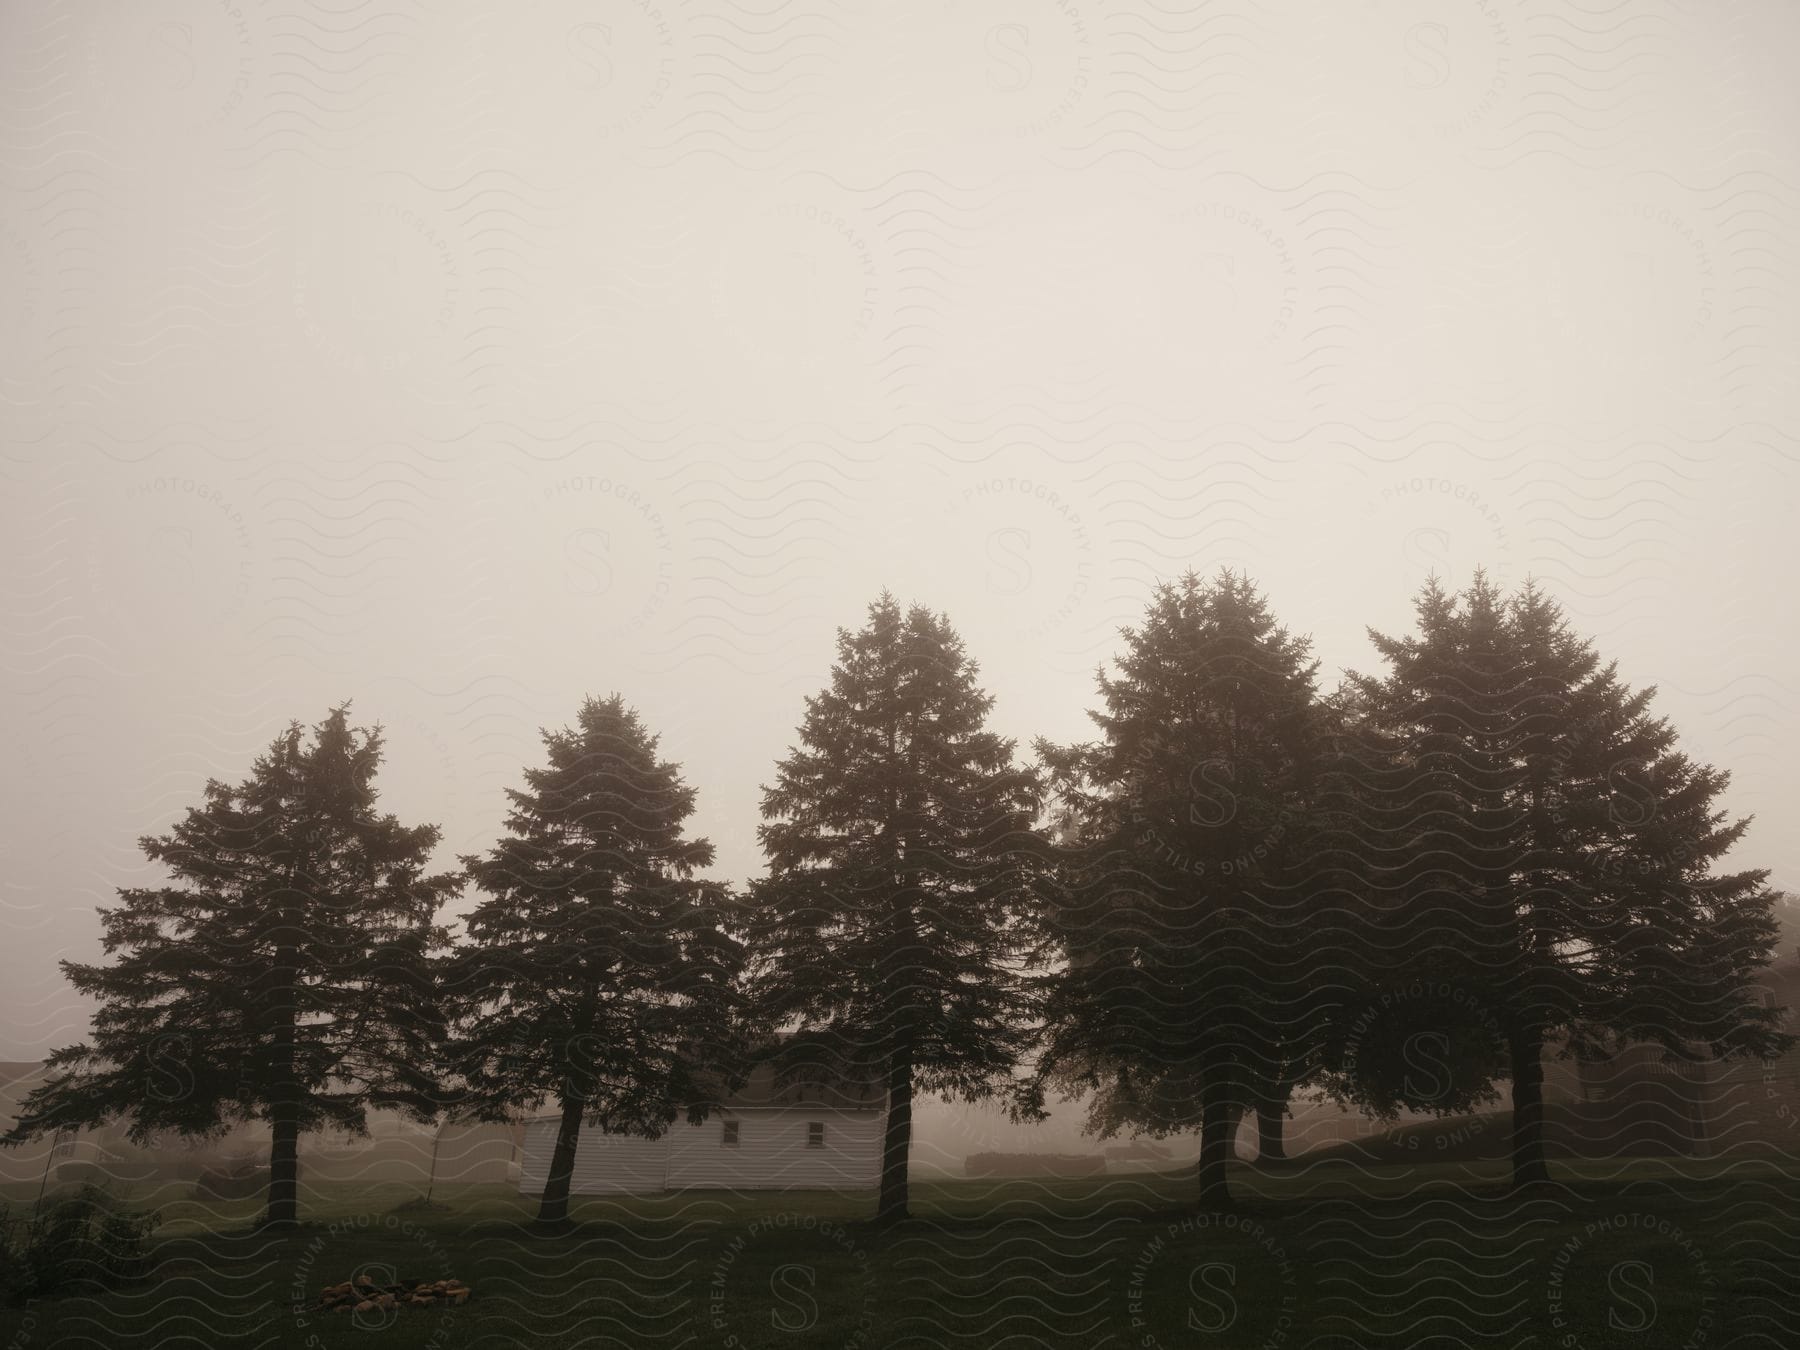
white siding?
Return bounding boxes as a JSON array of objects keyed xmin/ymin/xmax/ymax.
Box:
[
  {"xmin": 517, "ymin": 1119, "xmax": 667, "ymax": 1196},
  {"xmin": 517, "ymin": 1108, "xmax": 884, "ymax": 1196},
  {"xmin": 667, "ymin": 1108, "xmax": 883, "ymax": 1191}
]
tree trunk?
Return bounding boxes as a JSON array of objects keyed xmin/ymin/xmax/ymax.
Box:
[
  {"xmin": 262, "ymin": 937, "xmax": 302, "ymax": 1229},
  {"xmin": 265, "ymin": 1105, "xmax": 300, "ymax": 1227},
  {"xmin": 537, "ymin": 1093, "xmax": 586, "ymax": 1224},
  {"xmin": 1197, "ymin": 1081, "xmax": 1235, "ymax": 1209},
  {"xmin": 1509, "ymin": 1020, "xmax": 1549, "ymax": 1189},
  {"xmin": 875, "ymin": 1052, "xmax": 913, "ymax": 1225},
  {"xmin": 425, "ymin": 1124, "xmax": 442, "ymax": 1202},
  {"xmin": 1257, "ymin": 1087, "xmax": 1289, "ymax": 1165}
]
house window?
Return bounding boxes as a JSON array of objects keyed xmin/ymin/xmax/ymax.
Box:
[
  {"xmin": 806, "ymin": 1122, "xmax": 825, "ymax": 1149},
  {"xmin": 721, "ymin": 1120, "xmax": 739, "ymax": 1148}
]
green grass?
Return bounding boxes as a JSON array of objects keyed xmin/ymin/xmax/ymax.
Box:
[{"xmin": 4, "ymin": 1157, "xmax": 1798, "ymax": 1347}]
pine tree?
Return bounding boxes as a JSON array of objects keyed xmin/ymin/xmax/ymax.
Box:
[
  {"xmin": 2, "ymin": 707, "xmax": 456, "ymax": 1227},
  {"xmin": 443, "ymin": 695, "xmax": 743, "ymax": 1224},
  {"xmin": 1319, "ymin": 579, "xmax": 1518, "ymax": 1130},
  {"xmin": 1028, "ymin": 571, "xmax": 1336, "ymax": 1207},
  {"xmin": 747, "ymin": 594, "xmax": 1045, "ymax": 1224},
  {"xmin": 1352, "ymin": 573, "xmax": 1790, "ymax": 1187}
]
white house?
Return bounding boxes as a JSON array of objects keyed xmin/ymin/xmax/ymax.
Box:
[{"xmin": 517, "ymin": 1050, "xmax": 886, "ymax": 1196}]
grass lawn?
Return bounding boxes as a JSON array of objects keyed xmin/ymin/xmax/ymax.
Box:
[{"xmin": 4, "ymin": 1155, "xmax": 1798, "ymax": 1347}]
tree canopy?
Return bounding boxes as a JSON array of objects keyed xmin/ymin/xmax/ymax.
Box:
[
  {"xmin": 3, "ymin": 707, "xmax": 457, "ymax": 1227},
  {"xmin": 443, "ymin": 694, "xmax": 744, "ymax": 1224},
  {"xmin": 746, "ymin": 593, "xmax": 1046, "ymax": 1222}
]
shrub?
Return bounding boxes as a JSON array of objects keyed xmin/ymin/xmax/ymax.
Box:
[{"xmin": 0, "ymin": 1185, "xmax": 160, "ymax": 1305}]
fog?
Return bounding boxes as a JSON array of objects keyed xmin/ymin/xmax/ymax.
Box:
[{"xmin": 3, "ymin": 1, "xmax": 1798, "ymax": 1167}]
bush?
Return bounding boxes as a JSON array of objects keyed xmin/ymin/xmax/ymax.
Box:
[{"xmin": 0, "ymin": 1185, "xmax": 160, "ymax": 1305}]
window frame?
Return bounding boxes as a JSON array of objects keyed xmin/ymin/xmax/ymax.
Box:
[
  {"xmin": 721, "ymin": 1120, "xmax": 740, "ymax": 1148},
  {"xmin": 805, "ymin": 1121, "xmax": 826, "ymax": 1150}
]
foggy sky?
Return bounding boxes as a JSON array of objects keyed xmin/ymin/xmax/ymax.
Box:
[{"xmin": 3, "ymin": 0, "xmax": 1798, "ymax": 1098}]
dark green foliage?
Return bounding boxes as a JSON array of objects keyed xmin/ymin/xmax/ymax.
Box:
[
  {"xmin": 747, "ymin": 594, "xmax": 1046, "ymax": 1222},
  {"xmin": 1028, "ymin": 571, "xmax": 1339, "ymax": 1205},
  {"xmin": 1323, "ymin": 984, "xmax": 1509, "ymax": 1120},
  {"xmin": 2, "ymin": 707, "xmax": 459, "ymax": 1227},
  {"xmin": 0, "ymin": 1186, "xmax": 160, "ymax": 1305},
  {"xmin": 1339, "ymin": 572, "xmax": 1791, "ymax": 1186},
  {"xmin": 443, "ymin": 695, "xmax": 745, "ymax": 1224}
]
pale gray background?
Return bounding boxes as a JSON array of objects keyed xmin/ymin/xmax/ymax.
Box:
[{"xmin": 2, "ymin": 0, "xmax": 1795, "ymax": 1167}]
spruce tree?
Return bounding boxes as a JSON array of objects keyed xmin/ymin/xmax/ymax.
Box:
[
  {"xmin": 1320, "ymin": 580, "xmax": 1518, "ymax": 1131},
  {"xmin": 747, "ymin": 594, "xmax": 1044, "ymax": 1224},
  {"xmin": 1352, "ymin": 573, "xmax": 1790, "ymax": 1187},
  {"xmin": 443, "ymin": 695, "xmax": 744, "ymax": 1225},
  {"xmin": 1028, "ymin": 571, "xmax": 1336, "ymax": 1206},
  {"xmin": 3, "ymin": 707, "xmax": 456, "ymax": 1227}
]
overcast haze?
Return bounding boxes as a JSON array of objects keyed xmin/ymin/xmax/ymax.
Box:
[{"xmin": 3, "ymin": 0, "xmax": 1798, "ymax": 1130}]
